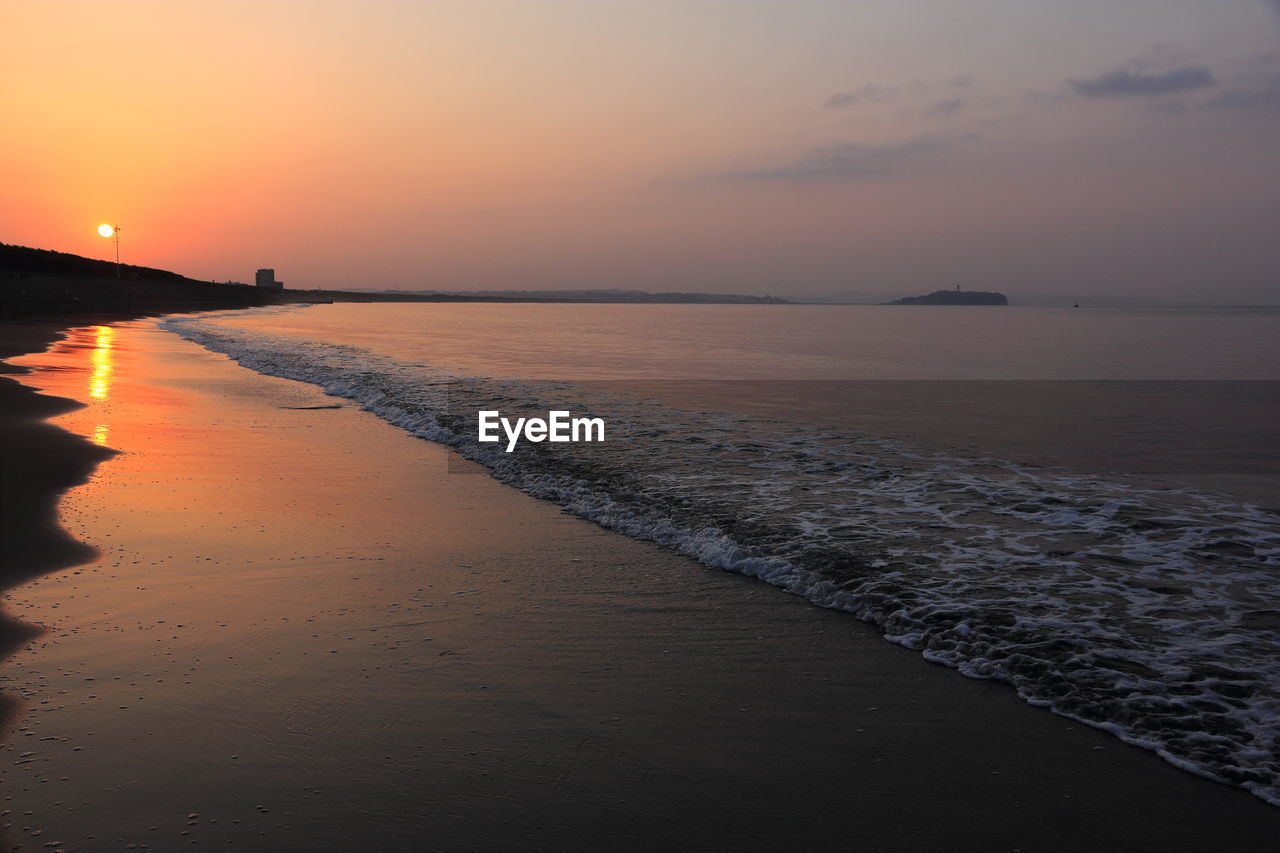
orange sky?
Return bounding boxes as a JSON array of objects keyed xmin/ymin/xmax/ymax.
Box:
[{"xmin": 4, "ymin": 1, "xmax": 1279, "ymax": 302}]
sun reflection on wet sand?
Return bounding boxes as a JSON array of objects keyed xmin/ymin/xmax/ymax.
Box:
[{"xmin": 89, "ymin": 325, "xmax": 114, "ymax": 401}]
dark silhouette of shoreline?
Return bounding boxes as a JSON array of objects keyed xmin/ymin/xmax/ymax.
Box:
[{"xmin": 2, "ymin": 243, "xmax": 788, "ymax": 320}]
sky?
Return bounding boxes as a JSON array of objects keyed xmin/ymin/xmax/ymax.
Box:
[{"xmin": 3, "ymin": 0, "xmax": 1279, "ymax": 302}]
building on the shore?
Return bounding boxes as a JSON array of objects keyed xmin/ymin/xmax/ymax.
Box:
[{"xmin": 255, "ymin": 268, "xmax": 284, "ymax": 289}]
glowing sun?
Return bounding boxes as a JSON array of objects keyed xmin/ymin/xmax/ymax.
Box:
[{"xmin": 98, "ymin": 224, "xmax": 115, "ymax": 238}]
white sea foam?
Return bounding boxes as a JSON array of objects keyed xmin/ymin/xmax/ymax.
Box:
[{"xmin": 162, "ymin": 310, "xmax": 1280, "ymax": 806}]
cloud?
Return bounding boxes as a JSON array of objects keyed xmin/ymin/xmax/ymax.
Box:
[
  {"xmin": 823, "ymin": 85, "xmax": 899, "ymax": 109},
  {"xmin": 698, "ymin": 134, "xmax": 965, "ymax": 184},
  {"xmin": 927, "ymin": 98, "xmax": 964, "ymax": 117},
  {"xmin": 910, "ymin": 76, "xmax": 974, "ymax": 91},
  {"xmin": 1204, "ymin": 78, "xmax": 1280, "ymax": 110},
  {"xmin": 1069, "ymin": 67, "xmax": 1216, "ymax": 97},
  {"xmin": 823, "ymin": 92, "xmax": 859, "ymax": 109},
  {"xmin": 825, "ymin": 78, "xmax": 972, "ymax": 110}
]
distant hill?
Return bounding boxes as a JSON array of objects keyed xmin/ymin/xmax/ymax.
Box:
[
  {"xmin": 888, "ymin": 289, "xmax": 1008, "ymax": 306},
  {"xmin": 0, "ymin": 243, "xmax": 358, "ymax": 318},
  {"xmin": 0, "ymin": 242, "xmax": 191, "ymax": 284},
  {"xmin": 1, "ymin": 243, "xmax": 291, "ymax": 319},
  {"xmin": 365, "ymin": 288, "xmax": 791, "ymax": 304}
]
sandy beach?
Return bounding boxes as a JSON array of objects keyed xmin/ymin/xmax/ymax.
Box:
[
  {"xmin": 0, "ymin": 318, "xmax": 1275, "ymax": 851},
  {"xmin": 7, "ymin": 0, "xmax": 1280, "ymax": 847}
]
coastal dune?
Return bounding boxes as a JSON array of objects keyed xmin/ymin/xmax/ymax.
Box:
[{"xmin": 1, "ymin": 319, "xmax": 1278, "ymax": 850}]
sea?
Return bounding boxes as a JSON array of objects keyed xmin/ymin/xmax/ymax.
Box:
[{"xmin": 161, "ymin": 302, "xmax": 1280, "ymax": 805}]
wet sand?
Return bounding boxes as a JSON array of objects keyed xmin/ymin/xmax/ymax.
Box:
[
  {"xmin": 0, "ymin": 320, "xmax": 120, "ymax": 757},
  {"xmin": 2, "ymin": 320, "xmax": 1278, "ymax": 851},
  {"xmin": 0, "ymin": 321, "xmax": 114, "ymax": 590}
]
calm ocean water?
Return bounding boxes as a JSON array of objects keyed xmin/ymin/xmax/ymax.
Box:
[
  {"xmin": 176, "ymin": 302, "xmax": 1280, "ymax": 381},
  {"xmin": 164, "ymin": 303, "xmax": 1280, "ymax": 805}
]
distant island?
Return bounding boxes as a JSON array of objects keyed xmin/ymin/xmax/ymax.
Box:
[{"xmin": 887, "ymin": 288, "xmax": 1008, "ymax": 306}]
